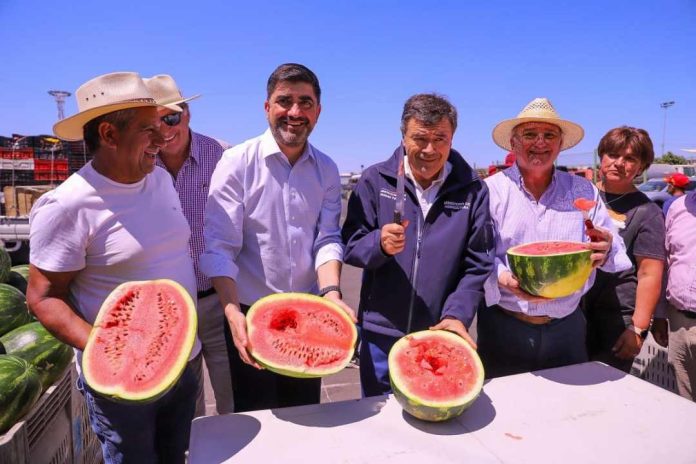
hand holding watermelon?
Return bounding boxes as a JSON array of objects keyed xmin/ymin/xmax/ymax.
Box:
[{"xmin": 498, "ymin": 270, "xmax": 551, "ymax": 303}]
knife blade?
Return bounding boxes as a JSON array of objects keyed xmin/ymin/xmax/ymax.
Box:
[{"xmin": 393, "ymin": 157, "xmax": 405, "ymax": 224}]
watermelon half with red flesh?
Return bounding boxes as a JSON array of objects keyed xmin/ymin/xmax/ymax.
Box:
[
  {"xmin": 247, "ymin": 293, "xmax": 357, "ymax": 378},
  {"xmin": 389, "ymin": 330, "xmax": 484, "ymax": 422},
  {"xmin": 82, "ymin": 279, "xmax": 197, "ymax": 403},
  {"xmin": 507, "ymin": 240, "xmax": 592, "ymax": 299}
]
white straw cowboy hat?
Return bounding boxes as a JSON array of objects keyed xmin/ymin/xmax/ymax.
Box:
[
  {"xmin": 53, "ymin": 72, "xmax": 168, "ymax": 141},
  {"xmin": 143, "ymin": 74, "xmax": 200, "ymax": 111},
  {"xmin": 492, "ymin": 97, "xmax": 584, "ymax": 151}
]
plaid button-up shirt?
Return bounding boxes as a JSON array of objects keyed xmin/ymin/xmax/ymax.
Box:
[{"xmin": 157, "ymin": 131, "xmax": 226, "ymax": 293}]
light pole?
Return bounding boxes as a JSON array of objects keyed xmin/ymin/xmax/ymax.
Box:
[{"xmin": 660, "ymin": 100, "xmax": 675, "ymax": 156}]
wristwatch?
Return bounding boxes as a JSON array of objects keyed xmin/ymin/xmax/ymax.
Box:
[
  {"xmin": 627, "ymin": 324, "xmax": 649, "ymax": 340},
  {"xmin": 319, "ymin": 285, "xmax": 342, "ymax": 299}
]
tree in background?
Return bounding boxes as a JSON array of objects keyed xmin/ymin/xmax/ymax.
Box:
[{"xmin": 655, "ymin": 151, "xmax": 689, "ymax": 165}]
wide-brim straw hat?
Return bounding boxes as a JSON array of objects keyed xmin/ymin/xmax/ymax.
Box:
[
  {"xmin": 492, "ymin": 98, "xmax": 584, "ymax": 151},
  {"xmin": 53, "ymin": 72, "xmax": 170, "ymax": 141},
  {"xmin": 143, "ymin": 74, "xmax": 200, "ymax": 111}
]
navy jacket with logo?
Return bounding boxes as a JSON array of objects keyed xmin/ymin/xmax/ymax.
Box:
[{"xmin": 342, "ymin": 146, "xmax": 495, "ymax": 338}]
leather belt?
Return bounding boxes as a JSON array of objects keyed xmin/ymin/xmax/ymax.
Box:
[
  {"xmin": 678, "ymin": 310, "xmax": 696, "ymax": 319},
  {"xmin": 497, "ymin": 306, "xmax": 554, "ymax": 325},
  {"xmin": 197, "ymin": 287, "xmax": 216, "ymax": 299}
]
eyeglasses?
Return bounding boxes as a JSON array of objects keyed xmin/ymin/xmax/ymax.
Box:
[{"xmin": 161, "ymin": 112, "xmax": 182, "ymax": 127}]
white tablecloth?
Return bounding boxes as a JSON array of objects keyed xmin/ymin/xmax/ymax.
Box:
[{"xmin": 189, "ymin": 362, "xmax": 696, "ymax": 463}]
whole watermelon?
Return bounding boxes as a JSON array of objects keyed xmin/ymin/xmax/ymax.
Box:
[
  {"xmin": 0, "ymin": 248, "xmax": 10, "ymax": 284},
  {"xmin": 0, "ymin": 354, "xmax": 42, "ymax": 434},
  {"xmin": 10, "ymin": 265, "xmax": 29, "ymax": 282},
  {"xmin": 1, "ymin": 322, "xmax": 73, "ymax": 390},
  {"xmin": 6, "ymin": 271, "xmax": 27, "ymax": 295},
  {"xmin": 0, "ymin": 284, "xmax": 32, "ymax": 337}
]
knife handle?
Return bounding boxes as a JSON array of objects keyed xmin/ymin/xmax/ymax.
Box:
[{"xmin": 393, "ymin": 211, "xmax": 402, "ymax": 225}]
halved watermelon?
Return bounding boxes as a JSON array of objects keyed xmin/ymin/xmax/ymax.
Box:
[
  {"xmin": 82, "ymin": 279, "xmax": 197, "ymax": 403},
  {"xmin": 389, "ymin": 330, "xmax": 484, "ymax": 422},
  {"xmin": 507, "ymin": 240, "xmax": 592, "ymax": 298},
  {"xmin": 247, "ymin": 293, "xmax": 357, "ymax": 378}
]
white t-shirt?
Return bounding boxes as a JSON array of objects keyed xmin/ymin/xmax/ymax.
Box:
[{"xmin": 29, "ymin": 163, "xmax": 201, "ymax": 361}]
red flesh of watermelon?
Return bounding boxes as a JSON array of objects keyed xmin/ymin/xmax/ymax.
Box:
[
  {"xmin": 247, "ymin": 293, "xmax": 356, "ymax": 377},
  {"xmin": 83, "ymin": 280, "xmax": 196, "ymax": 401},
  {"xmin": 511, "ymin": 240, "xmax": 587, "ymax": 255},
  {"xmin": 393, "ymin": 334, "xmax": 477, "ymax": 401}
]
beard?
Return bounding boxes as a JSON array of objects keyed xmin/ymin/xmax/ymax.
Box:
[{"xmin": 270, "ymin": 117, "xmax": 313, "ymax": 148}]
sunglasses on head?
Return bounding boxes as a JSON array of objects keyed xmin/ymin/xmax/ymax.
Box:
[{"xmin": 161, "ymin": 112, "xmax": 182, "ymax": 127}]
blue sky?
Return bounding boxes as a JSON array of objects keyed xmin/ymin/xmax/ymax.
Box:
[{"xmin": 1, "ymin": 0, "xmax": 695, "ymax": 172}]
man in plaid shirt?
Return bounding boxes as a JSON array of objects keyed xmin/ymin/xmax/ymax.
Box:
[{"xmin": 145, "ymin": 74, "xmax": 233, "ymax": 415}]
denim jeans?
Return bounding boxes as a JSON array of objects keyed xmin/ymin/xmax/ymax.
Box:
[
  {"xmin": 78, "ymin": 359, "xmax": 198, "ymax": 464},
  {"xmin": 359, "ymin": 329, "xmax": 398, "ymax": 397}
]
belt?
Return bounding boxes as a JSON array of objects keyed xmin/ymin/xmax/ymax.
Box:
[
  {"xmin": 497, "ymin": 306, "xmax": 555, "ymax": 325},
  {"xmin": 197, "ymin": 287, "xmax": 216, "ymax": 299},
  {"xmin": 678, "ymin": 310, "xmax": 696, "ymax": 319}
]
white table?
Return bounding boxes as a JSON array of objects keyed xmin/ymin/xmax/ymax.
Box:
[{"xmin": 189, "ymin": 362, "xmax": 696, "ymax": 463}]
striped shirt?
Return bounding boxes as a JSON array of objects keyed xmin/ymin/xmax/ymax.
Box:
[
  {"xmin": 665, "ymin": 193, "xmax": 696, "ymax": 312},
  {"xmin": 156, "ymin": 131, "xmax": 225, "ymax": 293},
  {"xmin": 483, "ymin": 164, "xmax": 632, "ymax": 318}
]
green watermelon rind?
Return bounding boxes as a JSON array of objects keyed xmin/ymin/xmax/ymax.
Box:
[
  {"xmin": 1, "ymin": 321, "xmax": 74, "ymax": 391},
  {"xmin": 0, "ymin": 248, "xmax": 11, "ymax": 284},
  {"xmin": 507, "ymin": 240, "xmax": 593, "ymax": 299},
  {"xmin": 247, "ymin": 292, "xmax": 357, "ymax": 379},
  {"xmin": 388, "ymin": 330, "xmax": 485, "ymax": 422},
  {"xmin": 82, "ymin": 279, "xmax": 197, "ymax": 404},
  {"xmin": 0, "ymin": 354, "xmax": 43, "ymax": 435},
  {"xmin": 0, "ymin": 284, "xmax": 32, "ymax": 338}
]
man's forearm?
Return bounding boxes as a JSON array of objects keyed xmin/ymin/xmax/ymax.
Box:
[
  {"xmin": 31, "ymin": 297, "xmax": 92, "ymax": 350},
  {"xmin": 211, "ymin": 276, "xmax": 242, "ymax": 316},
  {"xmin": 317, "ymin": 259, "xmax": 342, "ymax": 290}
]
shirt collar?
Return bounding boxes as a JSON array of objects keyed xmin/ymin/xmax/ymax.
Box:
[
  {"xmin": 260, "ymin": 128, "xmax": 315, "ymax": 163},
  {"xmin": 404, "ymin": 155, "xmax": 451, "ymax": 191},
  {"xmin": 187, "ymin": 130, "xmax": 201, "ymax": 164},
  {"xmin": 508, "ymin": 163, "xmax": 559, "ymax": 199}
]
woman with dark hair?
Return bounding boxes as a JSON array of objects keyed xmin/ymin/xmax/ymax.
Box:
[{"xmin": 583, "ymin": 126, "xmax": 666, "ymax": 372}]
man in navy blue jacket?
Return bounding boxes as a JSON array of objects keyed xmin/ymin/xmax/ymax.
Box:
[{"xmin": 342, "ymin": 93, "xmax": 495, "ymax": 396}]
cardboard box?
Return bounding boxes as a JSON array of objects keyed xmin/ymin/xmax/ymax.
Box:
[{"xmin": 3, "ymin": 185, "xmax": 53, "ymax": 217}]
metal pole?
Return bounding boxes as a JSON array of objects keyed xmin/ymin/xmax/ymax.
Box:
[{"xmin": 660, "ymin": 101, "xmax": 675, "ymax": 156}]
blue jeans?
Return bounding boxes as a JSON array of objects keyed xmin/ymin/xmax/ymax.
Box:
[
  {"xmin": 78, "ymin": 359, "xmax": 198, "ymax": 464},
  {"xmin": 359, "ymin": 330, "xmax": 399, "ymax": 397},
  {"xmin": 477, "ymin": 305, "xmax": 588, "ymax": 379}
]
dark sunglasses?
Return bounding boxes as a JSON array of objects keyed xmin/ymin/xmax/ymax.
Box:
[{"xmin": 161, "ymin": 112, "xmax": 182, "ymax": 127}]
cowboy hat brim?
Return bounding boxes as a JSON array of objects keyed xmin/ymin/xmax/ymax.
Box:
[
  {"xmin": 159, "ymin": 94, "xmax": 201, "ymax": 112},
  {"xmin": 492, "ymin": 117, "xmax": 584, "ymax": 151},
  {"xmin": 53, "ymin": 101, "xmax": 164, "ymax": 141}
]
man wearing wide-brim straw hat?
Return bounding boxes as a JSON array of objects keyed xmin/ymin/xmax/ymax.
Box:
[
  {"xmin": 477, "ymin": 97, "xmax": 631, "ymax": 379},
  {"xmin": 143, "ymin": 74, "xmax": 235, "ymax": 416},
  {"xmin": 27, "ymin": 71, "xmax": 200, "ymax": 464}
]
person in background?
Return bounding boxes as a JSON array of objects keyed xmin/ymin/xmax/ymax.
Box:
[
  {"xmin": 662, "ymin": 172, "xmax": 690, "ymax": 216},
  {"xmin": 27, "ymin": 72, "xmax": 199, "ymax": 463},
  {"xmin": 342, "ymin": 93, "xmax": 494, "ymax": 396},
  {"xmin": 480, "ymin": 98, "xmax": 631, "ymax": 378},
  {"xmin": 145, "ymin": 74, "xmax": 234, "ymax": 415},
  {"xmin": 582, "ymin": 127, "xmax": 665, "ymax": 372},
  {"xmin": 663, "ymin": 189, "xmax": 696, "ymax": 401},
  {"xmin": 200, "ymin": 63, "xmax": 355, "ymax": 412}
]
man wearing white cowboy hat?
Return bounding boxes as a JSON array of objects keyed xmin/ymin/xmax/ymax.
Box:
[
  {"xmin": 144, "ymin": 74, "xmax": 234, "ymax": 416},
  {"xmin": 478, "ymin": 97, "xmax": 631, "ymax": 378},
  {"xmin": 27, "ymin": 71, "xmax": 200, "ymax": 463}
]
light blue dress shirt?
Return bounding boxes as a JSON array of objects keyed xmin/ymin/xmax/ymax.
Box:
[
  {"xmin": 483, "ymin": 165, "xmax": 632, "ymax": 318},
  {"xmin": 200, "ymin": 129, "xmax": 343, "ymax": 305}
]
